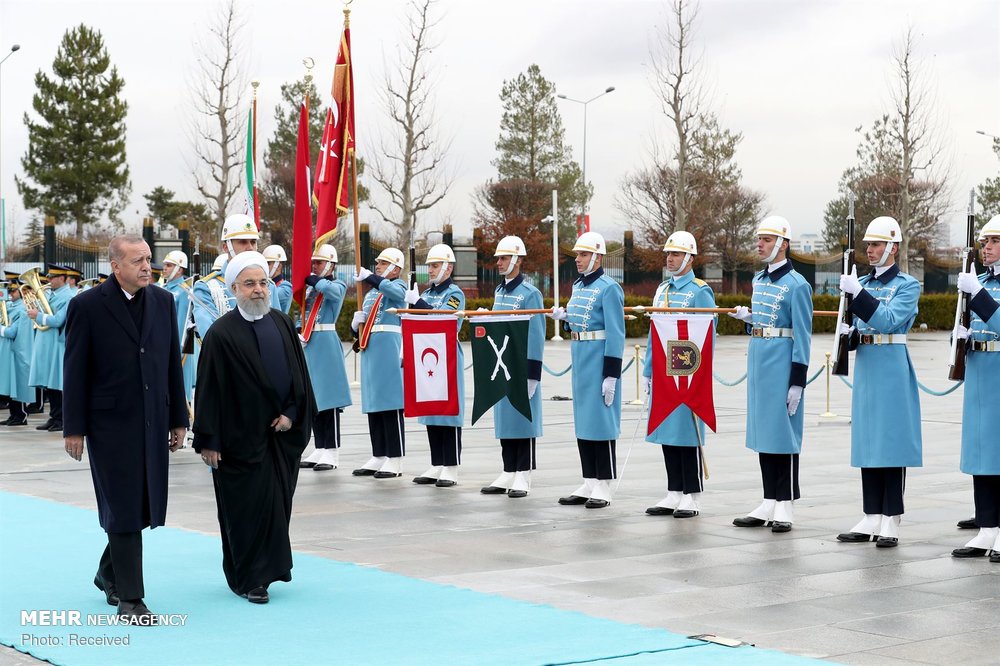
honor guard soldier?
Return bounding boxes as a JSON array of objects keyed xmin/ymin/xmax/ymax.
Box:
[
  {"xmin": 952, "ymin": 215, "xmax": 1000, "ymax": 562},
  {"xmin": 549, "ymin": 232, "xmax": 625, "ymax": 509},
  {"xmin": 350, "ymin": 248, "xmax": 408, "ymax": 479},
  {"xmin": 161, "ymin": 250, "xmax": 197, "ymax": 403},
  {"xmin": 729, "ymin": 217, "xmax": 813, "ymax": 533},
  {"xmin": 405, "ymin": 244, "xmax": 467, "ymax": 488},
  {"xmin": 298, "ymin": 244, "xmax": 352, "ymax": 472},
  {"xmin": 1, "ymin": 276, "xmax": 33, "ymax": 425},
  {"xmin": 27, "ymin": 264, "xmax": 75, "ymax": 432},
  {"xmin": 643, "ymin": 231, "xmax": 716, "ymax": 518},
  {"xmin": 263, "ymin": 245, "xmax": 293, "ymax": 313},
  {"xmin": 835, "ymin": 216, "xmax": 921, "ymax": 548},
  {"xmin": 481, "ymin": 236, "xmax": 545, "ymax": 498}
]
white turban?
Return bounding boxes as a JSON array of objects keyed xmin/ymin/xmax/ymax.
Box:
[{"xmin": 225, "ymin": 251, "xmax": 269, "ymax": 290}]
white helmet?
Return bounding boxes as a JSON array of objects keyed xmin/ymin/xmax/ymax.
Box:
[
  {"xmin": 220, "ymin": 214, "xmax": 259, "ymax": 241},
  {"xmin": 425, "ymin": 243, "xmax": 456, "ymax": 264},
  {"xmin": 494, "ymin": 236, "xmax": 527, "ymax": 257},
  {"xmin": 663, "ymin": 231, "xmax": 698, "ymax": 255},
  {"xmin": 262, "ymin": 244, "xmax": 287, "ymax": 262},
  {"xmin": 312, "ymin": 244, "xmax": 338, "ymax": 263},
  {"xmin": 863, "ymin": 216, "xmax": 902, "ymax": 243},
  {"xmin": 978, "ymin": 215, "xmax": 1000, "ymax": 242},
  {"xmin": 376, "ymin": 247, "xmax": 405, "ymax": 270},
  {"xmin": 163, "ymin": 250, "xmax": 188, "ymax": 269},
  {"xmin": 212, "ymin": 254, "xmax": 227, "ymax": 271},
  {"xmin": 572, "ymin": 231, "xmax": 607, "ymax": 255},
  {"xmin": 756, "ymin": 216, "xmax": 792, "ymax": 240}
]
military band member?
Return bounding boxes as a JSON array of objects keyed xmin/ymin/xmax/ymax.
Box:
[
  {"xmin": 405, "ymin": 244, "xmax": 467, "ymax": 488},
  {"xmin": 66, "ymin": 267, "xmax": 83, "ymax": 295},
  {"xmin": 298, "ymin": 244, "xmax": 352, "ymax": 472},
  {"xmin": 643, "ymin": 231, "xmax": 716, "ymax": 518},
  {"xmin": 952, "ymin": 215, "xmax": 1000, "ymax": 562},
  {"xmin": 480, "ymin": 236, "xmax": 544, "ymax": 499},
  {"xmin": 350, "ymin": 248, "xmax": 408, "ymax": 479},
  {"xmin": 161, "ymin": 250, "xmax": 197, "ymax": 403},
  {"xmin": 550, "ymin": 232, "xmax": 625, "ymax": 509},
  {"xmin": 27, "ymin": 264, "xmax": 74, "ymax": 431},
  {"xmin": 263, "ymin": 244, "xmax": 293, "ymax": 313},
  {"xmin": 1, "ymin": 278, "xmax": 33, "ymax": 425},
  {"xmin": 729, "ymin": 217, "xmax": 812, "ymax": 533},
  {"xmin": 835, "ymin": 216, "xmax": 921, "ymax": 548}
]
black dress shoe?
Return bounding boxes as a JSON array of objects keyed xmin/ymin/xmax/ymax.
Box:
[
  {"xmin": 435, "ymin": 479, "xmax": 457, "ymax": 487},
  {"xmin": 47, "ymin": 422, "xmax": 63, "ymax": 432},
  {"xmin": 299, "ymin": 460, "xmax": 317, "ymax": 469},
  {"xmin": 837, "ymin": 532, "xmax": 875, "ymax": 543},
  {"xmin": 313, "ymin": 463, "xmax": 336, "ymax": 471},
  {"xmin": 952, "ymin": 547, "xmax": 988, "ymax": 558},
  {"xmin": 957, "ymin": 517, "xmax": 978, "ymax": 530},
  {"xmin": 5, "ymin": 418, "xmax": 28, "ymax": 426},
  {"xmin": 244, "ymin": 587, "xmax": 269, "ymax": 604},
  {"xmin": 0, "ymin": 417, "xmax": 11, "ymax": 426},
  {"xmin": 507, "ymin": 489, "xmax": 527, "ymax": 498},
  {"xmin": 352, "ymin": 468, "xmax": 377, "ymax": 476},
  {"xmin": 373, "ymin": 470, "xmax": 402, "ymax": 479},
  {"xmin": 558, "ymin": 495, "xmax": 588, "ymax": 506},
  {"xmin": 413, "ymin": 476, "xmax": 438, "ymax": 485},
  {"xmin": 35, "ymin": 420, "xmax": 54, "ymax": 431},
  {"xmin": 646, "ymin": 506, "xmax": 674, "ymax": 516},
  {"xmin": 93, "ymin": 575, "xmax": 119, "ymax": 606},
  {"xmin": 875, "ymin": 536, "xmax": 898, "ymax": 548},
  {"xmin": 480, "ymin": 485, "xmax": 507, "ymax": 494},
  {"xmin": 990, "ymin": 552, "xmax": 1000, "ymax": 563},
  {"xmin": 733, "ymin": 516, "xmax": 768, "ymax": 528},
  {"xmin": 771, "ymin": 521, "xmax": 792, "ymax": 533},
  {"xmin": 117, "ymin": 600, "xmax": 156, "ymax": 625},
  {"xmin": 584, "ymin": 498, "xmax": 610, "ymax": 509},
  {"xmin": 673, "ymin": 509, "xmax": 699, "ymax": 519}
]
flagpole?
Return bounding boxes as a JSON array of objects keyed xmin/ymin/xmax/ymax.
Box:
[
  {"xmin": 629, "ymin": 306, "xmax": 839, "ymax": 317},
  {"xmin": 344, "ymin": 7, "xmax": 362, "ymax": 309},
  {"xmin": 389, "ymin": 306, "xmax": 840, "ymax": 318},
  {"xmin": 251, "ymin": 79, "xmax": 260, "ymax": 230}
]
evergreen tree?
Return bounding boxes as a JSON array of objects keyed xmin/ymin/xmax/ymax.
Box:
[{"xmin": 17, "ymin": 24, "xmax": 130, "ymax": 237}]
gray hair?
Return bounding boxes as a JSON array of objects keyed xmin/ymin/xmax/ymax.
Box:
[{"xmin": 108, "ymin": 234, "xmax": 147, "ymax": 263}]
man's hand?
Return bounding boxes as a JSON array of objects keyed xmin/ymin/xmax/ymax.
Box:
[
  {"xmin": 353, "ymin": 267, "xmax": 373, "ymax": 282},
  {"xmin": 64, "ymin": 435, "xmax": 85, "ymax": 461},
  {"xmin": 271, "ymin": 414, "xmax": 293, "ymax": 433},
  {"xmin": 304, "ymin": 274, "xmax": 321, "ymax": 287},
  {"xmin": 840, "ymin": 266, "xmax": 862, "ymax": 297},
  {"xmin": 838, "ymin": 322, "xmax": 855, "ymax": 336},
  {"xmin": 27, "ymin": 308, "xmax": 39, "ymax": 321},
  {"xmin": 201, "ymin": 448, "xmax": 221, "ymax": 469},
  {"xmin": 404, "ymin": 284, "xmax": 420, "ymax": 305},
  {"xmin": 527, "ymin": 378, "xmax": 539, "ymax": 399},
  {"xmin": 169, "ymin": 427, "xmax": 186, "ymax": 452},
  {"xmin": 955, "ymin": 324, "xmax": 970, "ymax": 340},
  {"xmin": 728, "ymin": 306, "xmax": 752, "ymax": 323},
  {"xmin": 957, "ymin": 271, "xmax": 983, "ymax": 296},
  {"xmin": 351, "ymin": 311, "xmax": 366, "ymax": 332},
  {"xmin": 601, "ymin": 377, "xmax": 617, "ymax": 407},
  {"xmin": 786, "ymin": 385, "xmax": 803, "ymax": 416},
  {"xmin": 644, "ymin": 377, "xmax": 652, "ymax": 395},
  {"xmin": 548, "ymin": 306, "xmax": 567, "ymax": 321}
]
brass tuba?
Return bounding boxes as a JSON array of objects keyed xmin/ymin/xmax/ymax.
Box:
[{"xmin": 19, "ymin": 268, "xmax": 53, "ymax": 331}]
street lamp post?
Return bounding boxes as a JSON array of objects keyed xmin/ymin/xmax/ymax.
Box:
[
  {"xmin": 0, "ymin": 43, "xmax": 21, "ymax": 262},
  {"xmin": 557, "ymin": 85, "xmax": 615, "ymax": 236}
]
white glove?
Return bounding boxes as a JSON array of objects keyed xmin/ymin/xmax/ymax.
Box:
[
  {"xmin": 404, "ymin": 285, "xmax": 420, "ymax": 305},
  {"xmin": 728, "ymin": 305, "xmax": 752, "ymax": 323},
  {"xmin": 957, "ymin": 271, "xmax": 982, "ymax": 296},
  {"xmin": 786, "ymin": 385, "xmax": 803, "ymax": 416},
  {"xmin": 548, "ymin": 306, "xmax": 567, "ymax": 321},
  {"xmin": 838, "ymin": 322, "xmax": 855, "ymax": 336},
  {"xmin": 351, "ymin": 311, "xmax": 366, "ymax": 332},
  {"xmin": 527, "ymin": 379, "xmax": 539, "ymax": 399},
  {"xmin": 601, "ymin": 377, "xmax": 617, "ymax": 407},
  {"xmin": 476, "ymin": 307, "xmax": 489, "ymax": 312},
  {"xmin": 644, "ymin": 377, "xmax": 652, "ymax": 395},
  {"xmin": 955, "ymin": 324, "xmax": 970, "ymax": 340},
  {"xmin": 353, "ymin": 267, "xmax": 373, "ymax": 282},
  {"xmin": 297, "ymin": 333, "xmax": 308, "ymax": 346},
  {"xmin": 840, "ymin": 266, "xmax": 862, "ymax": 296}
]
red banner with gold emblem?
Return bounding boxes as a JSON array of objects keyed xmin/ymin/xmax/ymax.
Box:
[{"xmin": 648, "ymin": 314, "xmax": 716, "ymax": 435}]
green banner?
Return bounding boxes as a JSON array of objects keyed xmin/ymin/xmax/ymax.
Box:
[{"xmin": 470, "ymin": 317, "xmax": 531, "ymax": 424}]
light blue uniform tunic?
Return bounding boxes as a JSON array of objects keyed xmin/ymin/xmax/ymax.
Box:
[
  {"xmin": 565, "ymin": 269, "xmax": 625, "ymax": 440},
  {"xmin": 273, "ymin": 277, "xmax": 292, "ymax": 313},
  {"xmin": 302, "ymin": 277, "xmax": 352, "ymax": 411},
  {"xmin": 163, "ymin": 277, "xmax": 197, "ymax": 402},
  {"xmin": 0, "ymin": 292, "xmax": 12, "ymax": 395},
  {"xmin": 413, "ymin": 278, "xmax": 465, "ymax": 427},
  {"xmin": 643, "ymin": 271, "xmax": 717, "ymax": 446},
  {"xmin": 192, "ymin": 271, "xmax": 234, "ymax": 339},
  {"xmin": 960, "ymin": 270, "xmax": 1000, "ymax": 475},
  {"xmin": 359, "ymin": 275, "xmax": 407, "ymax": 414},
  {"xmin": 847, "ymin": 264, "xmax": 922, "ymax": 468},
  {"xmin": 29, "ymin": 284, "xmax": 72, "ymax": 390},
  {"xmin": 745, "ymin": 262, "xmax": 813, "ymax": 454},
  {"xmin": 1, "ymin": 298, "xmax": 34, "ymax": 402},
  {"xmin": 491, "ymin": 275, "xmax": 544, "ymax": 439}
]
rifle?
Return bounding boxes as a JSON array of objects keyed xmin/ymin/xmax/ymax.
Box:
[
  {"xmin": 408, "ymin": 225, "xmax": 418, "ymax": 290},
  {"xmin": 948, "ymin": 190, "xmax": 977, "ymax": 381},
  {"xmin": 180, "ymin": 238, "xmax": 201, "ymax": 355},
  {"xmin": 831, "ymin": 192, "xmax": 856, "ymax": 376}
]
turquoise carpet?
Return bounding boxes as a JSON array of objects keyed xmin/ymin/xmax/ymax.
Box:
[{"xmin": 0, "ymin": 492, "xmax": 816, "ymax": 665}]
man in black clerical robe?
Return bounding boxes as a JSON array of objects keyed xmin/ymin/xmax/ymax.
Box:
[{"xmin": 193, "ymin": 252, "xmax": 315, "ymax": 604}]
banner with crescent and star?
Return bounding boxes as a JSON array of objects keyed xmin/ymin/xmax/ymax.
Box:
[{"xmin": 401, "ymin": 315, "xmax": 459, "ymax": 417}]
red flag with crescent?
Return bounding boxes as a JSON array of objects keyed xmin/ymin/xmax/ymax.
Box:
[
  {"xmin": 401, "ymin": 314, "xmax": 459, "ymax": 417},
  {"xmin": 648, "ymin": 313, "xmax": 717, "ymax": 435}
]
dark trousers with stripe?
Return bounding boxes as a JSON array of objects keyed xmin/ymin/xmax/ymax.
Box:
[
  {"xmin": 577, "ymin": 439, "xmax": 617, "ymax": 480},
  {"xmin": 426, "ymin": 425, "xmax": 462, "ymax": 466},
  {"xmin": 313, "ymin": 408, "xmax": 342, "ymax": 449},
  {"xmin": 48, "ymin": 389, "xmax": 63, "ymax": 423},
  {"xmin": 368, "ymin": 409, "xmax": 405, "ymax": 458},
  {"xmin": 662, "ymin": 445, "xmax": 703, "ymax": 495},
  {"xmin": 759, "ymin": 452, "xmax": 800, "ymax": 501},
  {"xmin": 501, "ymin": 438, "xmax": 536, "ymax": 473},
  {"xmin": 8, "ymin": 401, "xmax": 27, "ymax": 422},
  {"xmin": 97, "ymin": 531, "xmax": 144, "ymax": 602},
  {"xmin": 860, "ymin": 467, "xmax": 906, "ymax": 516},
  {"xmin": 973, "ymin": 475, "xmax": 1000, "ymax": 528}
]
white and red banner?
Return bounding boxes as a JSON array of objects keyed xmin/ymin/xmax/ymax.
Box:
[
  {"xmin": 402, "ymin": 315, "xmax": 459, "ymax": 417},
  {"xmin": 648, "ymin": 314, "xmax": 717, "ymax": 435}
]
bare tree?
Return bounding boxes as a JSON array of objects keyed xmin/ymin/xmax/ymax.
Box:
[
  {"xmin": 369, "ymin": 0, "xmax": 452, "ymax": 248},
  {"xmin": 650, "ymin": 0, "xmax": 704, "ymax": 232},
  {"xmin": 188, "ymin": 0, "xmax": 249, "ymax": 237}
]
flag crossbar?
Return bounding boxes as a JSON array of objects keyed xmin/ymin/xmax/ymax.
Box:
[{"xmin": 389, "ymin": 307, "xmax": 840, "ymax": 318}]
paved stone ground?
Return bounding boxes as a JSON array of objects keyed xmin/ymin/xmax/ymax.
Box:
[{"xmin": 2, "ymin": 330, "xmax": 998, "ymax": 665}]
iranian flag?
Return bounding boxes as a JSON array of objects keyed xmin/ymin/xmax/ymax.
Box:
[
  {"xmin": 648, "ymin": 314, "xmax": 717, "ymax": 435},
  {"xmin": 470, "ymin": 316, "xmax": 531, "ymax": 425},
  {"xmin": 402, "ymin": 315, "xmax": 459, "ymax": 417},
  {"xmin": 243, "ymin": 107, "xmax": 259, "ymax": 229}
]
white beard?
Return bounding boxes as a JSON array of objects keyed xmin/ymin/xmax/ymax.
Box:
[{"xmin": 237, "ymin": 293, "xmax": 271, "ymax": 317}]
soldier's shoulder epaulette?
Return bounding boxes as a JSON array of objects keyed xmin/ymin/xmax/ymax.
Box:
[
  {"xmin": 693, "ymin": 278, "xmax": 708, "ymax": 288},
  {"xmin": 199, "ymin": 271, "xmax": 221, "ymax": 283}
]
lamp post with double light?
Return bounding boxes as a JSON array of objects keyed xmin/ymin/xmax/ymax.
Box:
[
  {"xmin": 0, "ymin": 43, "xmax": 21, "ymax": 262},
  {"xmin": 557, "ymin": 86, "xmax": 615, "ymax": 236}
]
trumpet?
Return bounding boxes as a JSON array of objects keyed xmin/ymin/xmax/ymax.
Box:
[
  {"xmin": 19, "ymin": 268, "xmax": 53, "ymax": 331},
  {"xmin": 0, "ymin": 299, "xmax": 7, "ymax": 328}
]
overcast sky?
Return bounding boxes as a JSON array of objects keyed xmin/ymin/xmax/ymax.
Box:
[{"xmin": 1, "ymin": 0, "xmax": 997, "ymax": 252}]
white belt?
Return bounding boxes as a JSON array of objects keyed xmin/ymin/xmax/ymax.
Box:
[
  {"xmin": 570, "ymin": 330, "xmax": 606, "ymax": 341},
  {"xmin": 971, "ymin": 340, "xmax": 999, "ymax": 352},
  {"xmin": 312, "ymin": 323, "xmax": 338, "ymax": 332},
  {"xmin": 751, "ymin": 327, "xmax": 794, "ymax": 339},
  {"xmin": 371, "ymin": 325, "xmax": 401, "ymax": 334},
  {"xmin": 859, "ymin": 333, "xmax": 906, "ymax": 345}
]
